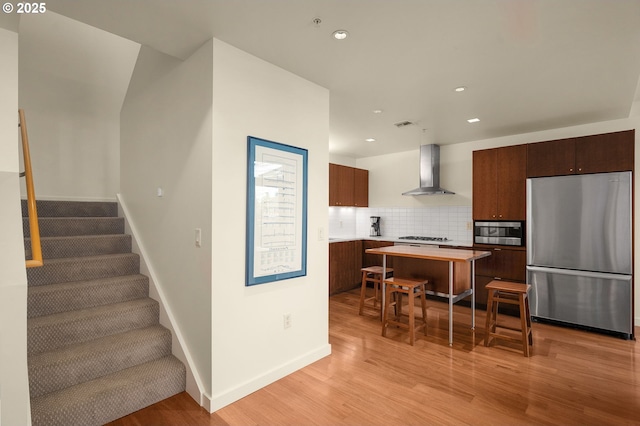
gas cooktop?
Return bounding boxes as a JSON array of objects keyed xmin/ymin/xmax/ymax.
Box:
[{"xmin": 398, "ymin": 236, "xmax": 449, "ymax": 242}]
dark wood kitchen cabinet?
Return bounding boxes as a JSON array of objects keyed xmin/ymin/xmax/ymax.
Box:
[
  {"xmin": 329, "ymin": 240, "xmax": 362, "ymax": 295},
  {"xmin": 329, "ymin": 163, "xmax": 368, "ymax": 207},
  {"xmin": 362, "ymin": 240, "xmax": 395, "ymax": 268},
  {"xmin": 473, "ymin": 246, "xmax": 526, "ymax": 314},
  {"xmin": 353, "ymin": 168, "xmax": 369, "ymax": 207},
  {"xmin": 527, "ymin": 130, "xmax": 634, "ymax": 177},
  {"xmin": 472, "ymin": 144, "xmax": 527, "ymax": 220}
]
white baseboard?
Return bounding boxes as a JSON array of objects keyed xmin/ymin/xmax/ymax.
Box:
[
  {"xmin": 208, "ymin": 344, "xmax": 332, "ymax": 413},
  {"xmin": 116, "ymin": 193, "xmax": 205, "ymax": 405}
]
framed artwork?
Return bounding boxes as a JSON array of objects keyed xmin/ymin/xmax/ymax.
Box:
[{"xmin": 246, "ymin": 136, "xmax": 308, "ymax": 286}]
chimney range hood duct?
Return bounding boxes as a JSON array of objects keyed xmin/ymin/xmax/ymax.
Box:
[{"xmin": 402, "ymin": 144, "xmax": 455, "ymax": 196}]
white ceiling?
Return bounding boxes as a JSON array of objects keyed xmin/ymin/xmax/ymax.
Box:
[{"xmin": 34, "ymin": 0, "xmax": 640, "ymax": 158}]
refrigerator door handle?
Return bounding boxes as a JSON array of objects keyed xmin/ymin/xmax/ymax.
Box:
[{"xmin": 527, "ymin": 266, "xmax": 632, "ymax": 281}]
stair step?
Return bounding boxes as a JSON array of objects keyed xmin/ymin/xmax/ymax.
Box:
[
  {"xmin": 25, "ymin": 234, "xmax": 132, "ymax": 259},
  {"xmin": 22, "ymin": 199, "xmax": 118, "ymax": 218},
  {"xmin": 28, "ymin": 275, "xmax": 149, "ymax": 318},
  {"xmin": 28, "ymin": 298, "xmax": 159, "ymax": 355},
  {"xmin": 30, "ymin": 355, "xmax": 186, "ymax": 426},
  {"xmin": 28, "ymin": 325, "xmax": 172, "ymax": 398},
  {"xmin": 27, "ymin": 253, "xmax": 140, "ymax": 287},
  {"xmin": 23, "ymin": 216, "xmax": 124, "ymax": 238}
]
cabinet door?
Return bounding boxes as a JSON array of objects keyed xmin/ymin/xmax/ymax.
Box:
[
  {"xmin": 329, "ymin": 164, "xmax": 355, "ymax": 206},
  {"xmin": 472, "ymin": 149, "xmax": 498, "ymax": 219},
  {"xmin": 362, "ymin": 240, "xmax": 394, "ymax": 268},
  {"xmin": 496, "ymin": 144, "xmax": 527, "ymax": 220},
  {"xmin": 474, "ymin": 247, "xmax": 526, "ymax": 313},
  {"xmin": 329, "ymin": 163, "xmax": 340, "ymax": 206},
  {"xmin": 475, "ymin": 247, "xmax": 526, "ymax": 282},
  {"xmin": 353, "ymin": 168, "xmax": 369, "ymax": 207},
  {"xmin": 527, "ymin": 138, "xmax": 576, "ymax": 177},
  {"xmin": 329, "ymin": 241, "xmax": 361, "ymax": 295},
  {"xmin": 575, "ymin": 130, "xmax": 634, "ymax": 174}
]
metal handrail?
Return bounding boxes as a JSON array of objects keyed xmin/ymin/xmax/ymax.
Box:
[{"xmin": 19, "ymin": 109, "xmax": 43, "ymax": 268}]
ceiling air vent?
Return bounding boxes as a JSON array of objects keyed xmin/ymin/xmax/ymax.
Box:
[{"xmin": 394, "ymin": 120, "xmax": 415, "ymax": 128}]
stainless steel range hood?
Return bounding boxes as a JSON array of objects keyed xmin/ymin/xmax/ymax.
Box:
[{"xmin": 402, "ymin": 144, "xmax": 455, "ymax": 195}]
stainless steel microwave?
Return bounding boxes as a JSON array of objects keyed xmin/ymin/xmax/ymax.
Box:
[{"xmin": 474, "ymin": 221, "xmax": 524, "ymax": 246}]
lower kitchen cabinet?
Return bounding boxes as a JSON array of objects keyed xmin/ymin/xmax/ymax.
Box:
[
  {"xmin": 362, "ymin": 240, "xmax": 395, "ymax": 269},
  {"xmin": 329, "ymin": 240, "xmax": 362, "ymax": 295},
  {"xmin": 473, "ymin": 246, "xmax": 526, "ymax": 315}
]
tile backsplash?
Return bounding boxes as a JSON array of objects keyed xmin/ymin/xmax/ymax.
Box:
[{"xmin": 329, "ymin": 206, "xmax": 473, "ymax": 243}]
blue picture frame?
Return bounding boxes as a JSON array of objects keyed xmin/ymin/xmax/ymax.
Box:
[{"xmin": 246, "ymin": 136, "xmax": 308, "ymax": 286}]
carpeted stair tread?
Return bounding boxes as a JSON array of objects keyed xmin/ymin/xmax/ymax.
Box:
[
  {"xmin": 25, "ymin": 234, "xmax": 132, "ymax": 259},
  {"xmin": 22, "ymin": 199, "xmax": 118, "ymax": 218},
  {"xmin": 27, "ymin": 253, "xmax": 140, "ymax": 287},
  {"xmin": 23, "ymin": 216, "xmax": 124, "ymax": 238},
  {"xmin": 28, "ymin": 298, "xmax": 159, "ymax": 355},
  {"xmin": 28, "ymin": 274, "xmax": 149, "ymax": 318},
  {"xmin": 29, "ymin": 325, "xmax": 172, "ymax": 398},
  {"xmin": 30, "ymin": 355, "xmax": 186, "ymax": 426}
]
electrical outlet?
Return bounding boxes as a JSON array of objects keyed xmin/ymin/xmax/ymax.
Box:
[
  {"xmin": 283, "ymin": 313, "xmax": 292, "ymax": 329},
  {"xmin": 318, "ymin": 227, "xmax": 325, "ymax": 241},
  {"xmin": 467, "ymin": 221, "xmax": 472, "ymax": 230}
]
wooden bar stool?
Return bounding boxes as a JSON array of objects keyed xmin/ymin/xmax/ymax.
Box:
[
  {"xmin": 382, "ymin": 277, "xmax": 429, "ymax": 345},
  {"xmin": 484, "ymin": 280, "xmax": 533, "ymax": 357},
  {"xmin": 358, "ymin": 266, "xmax": 393, "ymax": 316}
]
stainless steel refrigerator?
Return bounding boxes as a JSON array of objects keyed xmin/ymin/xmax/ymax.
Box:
[{"xmin": 526, "ymin": 171, "xmax": 633, "ymax": 338}]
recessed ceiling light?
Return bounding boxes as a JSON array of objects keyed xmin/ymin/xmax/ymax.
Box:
[
  {"xmin": 365, "ymin": 138, "xmax": 376, "ymax": 142},
  {"xmin": 332, "ymin": 30, "xmax": 349, "ymax": 40},
  {"xmin": 467, "ymin": 118, "xmax": 480, "ymax": 123},
  {"xmin": 372, "ymin": 109, "xmax": 383, "ymax": 114},
  {"xmin": 455, "ymin": 86, "xmax": 467, "ymax": 92}
]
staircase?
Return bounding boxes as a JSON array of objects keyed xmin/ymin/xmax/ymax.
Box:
[{"xmin": 24, "ymin": 200, "xmax": 186, "ymax": 426}]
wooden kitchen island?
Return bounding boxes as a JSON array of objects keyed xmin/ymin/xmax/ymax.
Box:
[{"xmin": 365, "ymin": 245, "xmax": 491, "ymax": 345}]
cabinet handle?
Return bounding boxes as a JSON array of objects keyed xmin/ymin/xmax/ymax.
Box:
[
  {"xmin": 493, "ymin": 277, "xmax": 502, "ymax": 280},
  {"xmin": 494, "ymin": 248, "xmax": 501, "ymax": 251},
  {"xmin": 569, "ymin": 168, "xmax": 573, "ymax": 172},
  {"xmin": 578, "ymin": 168, "xmax": 582, "ymax": 172}
]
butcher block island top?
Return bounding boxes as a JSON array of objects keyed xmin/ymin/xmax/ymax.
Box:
[{"xmin": 365, "ymin": 245, "xmax": 491, "ymax": 263}]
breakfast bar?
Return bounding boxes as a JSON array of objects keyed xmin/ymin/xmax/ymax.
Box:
[{"xmin": 365, "ymin": 245, "xmax": 491, "ymax": 345}]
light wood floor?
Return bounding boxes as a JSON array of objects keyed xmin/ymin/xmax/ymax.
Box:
[{"xmin": 108, "ymin": 289, "xmax": 640, "ymax": 425}]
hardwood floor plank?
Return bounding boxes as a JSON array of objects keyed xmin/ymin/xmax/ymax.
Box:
[{"xmin": 108, "ymin": 289, "xmax": 640, "ymax": 425}]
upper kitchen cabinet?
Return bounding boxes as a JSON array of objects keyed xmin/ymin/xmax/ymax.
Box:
[
  {"xmin": 473, "ymin": 144, "xmax": 527, "ymax": 220},
  {"xmin": 353, "ymin": 167, "xmax": 369, "ymax": 207},
  {"xmin": 527, "ymin": 130, "xmax": 634, "ymax": 177},
  {"xmin": 329, "ymin": 163, "xmax": 369, "ymax": 207}
]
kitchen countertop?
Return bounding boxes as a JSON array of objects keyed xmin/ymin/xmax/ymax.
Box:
[{"xmin": 328, "ymin": 235, "xmax": 473, "ymax": 248}]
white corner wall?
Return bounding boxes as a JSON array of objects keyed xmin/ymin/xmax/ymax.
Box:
[
  {"xmin": 210, "ymin": 39, "xmax": 331, "ymax": 411},
  {"xmin": 120, "ymin": 42, "xmax": 214, "ymax": 399},
  {"xmin": 19, "ymin": 12, "xmax": 139, "ymax": 201},
  {"xmin": 0, "ymin": 27, "xmax": 30, "ymax": 426}
]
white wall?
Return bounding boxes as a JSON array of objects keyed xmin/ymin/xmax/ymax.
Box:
[
  {"xmin": 210, "ymin": 39, "xmax": 331, "ymax": 411},
  {"xmin": 19, "ymin": 12, "xmax": 139, "ymax": 201},
  {"xmin": 361, "ymin": 117, "xmax": 640, "ymax": 326},
  {"xmin": 0, "ymin": 27, "xmax": 30, "ymax": 426},
  {"xmin": 120, "ymin": 42, "xmax": 214, "ymax": 399}
]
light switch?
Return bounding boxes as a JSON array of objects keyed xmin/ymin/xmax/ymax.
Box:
[
  {"xmin": 195, "ymin": 228, "xmax": 202, "ymax": 247},
  {"xmin": 157, "ymin": 187, "xmax": 164, "ymax": 197}
]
